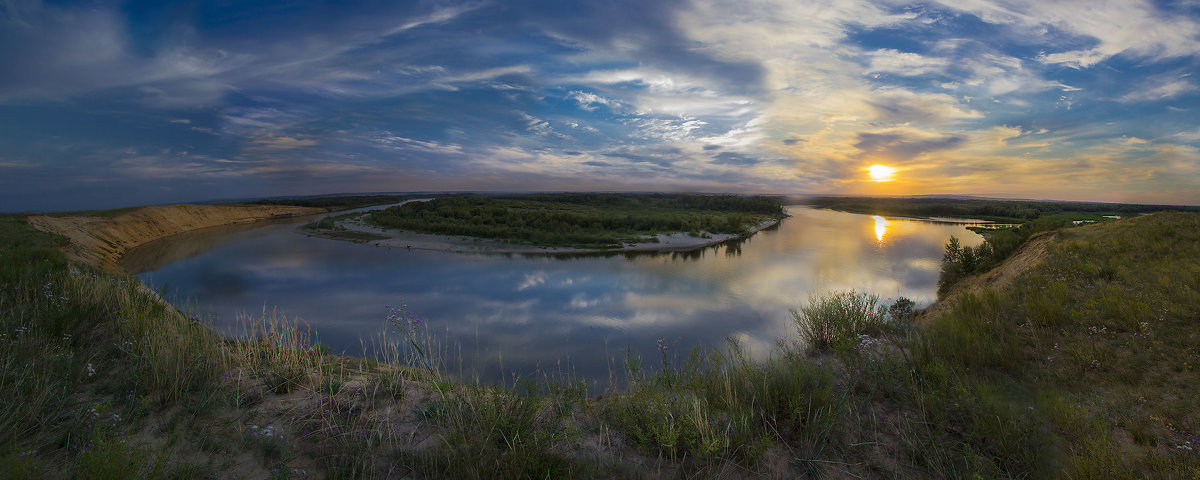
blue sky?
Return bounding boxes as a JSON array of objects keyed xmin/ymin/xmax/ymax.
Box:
[{"xmin": 2, "ymin": 0, "xmax": 1199, "ymax": 212}]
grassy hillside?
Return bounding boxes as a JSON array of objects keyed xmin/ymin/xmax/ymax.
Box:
[{"xmin": 2, "ymin": 210, "xmax": 1197, "ymax": 478}]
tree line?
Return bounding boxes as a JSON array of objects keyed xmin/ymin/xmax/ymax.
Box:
[{"xmin": 366, "ymin": 194, "xmax": 785, "ymax": 248}]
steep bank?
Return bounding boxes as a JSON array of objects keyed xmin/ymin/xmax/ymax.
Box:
[
  {"xmin": 27, "ymin": 204, "xmax": 324, "ymax": 271},
  {"xmin": 920, "ymin": 230, "xmax": 1056, "ymax": 320}
]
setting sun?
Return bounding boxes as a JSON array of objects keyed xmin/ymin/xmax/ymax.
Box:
[{"xmin": 867, "ymin": 164, "xmax": 897, "ymax": 182}]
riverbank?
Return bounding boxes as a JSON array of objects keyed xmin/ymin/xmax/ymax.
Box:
[
  {"xmin": 301, "ymin": 214, "xmax": 783, "ymax": 255},
  {"xmin": 26, "ymin": 204, "xmax": 325, "ymax": 271}
]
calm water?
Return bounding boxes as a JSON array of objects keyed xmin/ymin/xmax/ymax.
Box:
[{"xmin": 133, "ymin": 206, "xmax": 983, "ymax": 388}]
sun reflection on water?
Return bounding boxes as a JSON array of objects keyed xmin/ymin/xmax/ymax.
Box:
[{"xmin": 873, "ymin": 215, "xmax": 889, "ymax": 243}]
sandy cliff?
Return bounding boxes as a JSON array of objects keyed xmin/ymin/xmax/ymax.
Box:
[{"xmin": 28, "ymin": 204, "xmax": 324, "ymax": 271}]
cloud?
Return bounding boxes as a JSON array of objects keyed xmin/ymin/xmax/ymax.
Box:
[
  {"xmin": 432, "ymin": 65, "xmax": 534, "ymax": 90},
  {"xmin": 633, "ymin": 116, "xmax": 709, "ymax": 142},
  {"xmin": 3, "ymin": 0, "xmax": 1200, "ymax": 210},
  {"xmin": 1038, "ymin": 49, "xmax": 1110, "ymax": 69},
  {"xmin": 945, "ymin": 0, "xmax": 1200, "ymax": 68},
  {"xmin": 371, "ymin": 134, "xmax": 464, "ymax": 155},
  {"xmin": 568, "ymin": 90, "xmax": 621, "ymax": 111},
  {"xmin": 383, "ymin": 3, "xmax": 484, "ymax": 36},
  {"xmin": 866, "ymin": 88, "xmax": 981, "ymax": 124},
  {"xmin": 855, "ymin": 130, "xmax": 967, "ymax": 161},
  {"xmin": 1118, "ymin": 77, "xmax": 1197, "ymax": 103},
  {"xmin": 864, "ymin": 49, "xmax": 949, "ymax": 76},
  {"xmin": 711, "ymin": 151, "xmax": 761, "ymax": 165},
  {"xmin": 602, "ymin": 148, "xmax": 681, "ymax": 167}
]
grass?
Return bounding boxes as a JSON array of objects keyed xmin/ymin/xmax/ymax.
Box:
[{"xmin": 2, "ymin": 208, "xmax": 1199, "ymax": 478}]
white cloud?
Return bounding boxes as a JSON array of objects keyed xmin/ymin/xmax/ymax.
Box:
[
  {"xmin": 864, "ymin": 49, "xmax": 949, "ymax": 76},
  {"xmin": 568, "ymin": 91, "xmax": 620, "ymax": 111},
  {"xmin": 372, "ymin": 134, "xmax": 464, "ymax": 154},
  {"xmin": 634, "ymin": 116, "xmax": 709, "ymax": 142},
  {"xmin": 432, "ymin": 65, "xmax": 533, "ymax": 90},
  {"xmin": 383, "ymin": 4, "xmax": 482, "ymax": 36},
  {"xmin": 516, "ymin": 271, "xmax": 547, "ymax": 291},
  {"xmin": 943, "ymin": 0, "xmax": 1200, "ymax": 68},
  {"xmin": 1118, "ymin": 78, "xmax": 1197, "ymax": 103},
  {"xmin": 1038, "ymin": 49, "xmax": 1110, "ymax": 69}
]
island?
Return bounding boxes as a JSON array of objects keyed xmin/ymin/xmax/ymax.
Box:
[{"xmin": 302, "ymin": 193, "xmax": 788, "ymax": 253}]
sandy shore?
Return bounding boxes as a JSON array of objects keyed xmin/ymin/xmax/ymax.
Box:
[{"xmin": 301, "ymin": 214, "xmax": 784, "ymax": 255}]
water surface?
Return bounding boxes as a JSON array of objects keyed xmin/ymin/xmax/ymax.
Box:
[{"xmin": 134, "ymin": 206, "xmax": 983, "ymax": 388}]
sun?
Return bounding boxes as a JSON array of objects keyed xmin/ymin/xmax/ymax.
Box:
[{"xmin": 867, "ymin": 164, "xmax": 897, "ymax": 182}]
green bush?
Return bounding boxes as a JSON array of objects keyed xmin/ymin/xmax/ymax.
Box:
[{"xmin": 791, "ymin": 290, "xmax": 888, "ymax": 353}]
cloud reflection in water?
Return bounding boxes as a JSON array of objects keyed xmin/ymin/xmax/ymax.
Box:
[{"xmin": 137, "ymin": 206, "xmax": 984, "ymax": 389}]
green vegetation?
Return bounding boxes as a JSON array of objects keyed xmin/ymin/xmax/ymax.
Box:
[
  {"xmin": 812, "ymin": 196, "xmax": 1197, "ymax": 297},
  {"xmin": 938, "ymin": 211, "xmax": 1140, "ymax": 296},
  {"xmin": 909, "ymin": 211, "xmax": 1200, "ymax": 477},
  {"xmin": 3, "ymin": 206, "xmax": 1198, "ymax": 478},
  {"xmin": 791, "ymin": 290, "xmax": 894, "ymax": 353},
  {"xmin": 807, "ymin": 195, "xmax": 1198, "ymax": 223},
  {"xmin": 301, "ymin": 215, "xmax": 389, "ymax": 242},
  {"xmin": 238, "ymin": 194, "xmax": 407, "ymax": 211},
  {"xmin": 37, "ymin": 206, "xmax": 144, "ymax": 218},
  {"xmin": 366, "ymin": 193, "xmax": 785, "ymax": 248}
]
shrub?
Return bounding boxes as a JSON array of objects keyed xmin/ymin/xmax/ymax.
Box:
[
  {"xmin": 888, "ymin": 297, "xmax": 916, "ymax": 325},
  {"xmin": 791, "ymin": 290, "xmax": 888, "ymax": 353}
]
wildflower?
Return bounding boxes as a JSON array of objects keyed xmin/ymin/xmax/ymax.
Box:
[
  {"xmin": 86, "ymin": 363, "xmax": 96, "ymax": 377},
  {"xmin": 656, "ymin": 338, "xmax": 671, "ymax": 352},
  {"xmin": 386, "ymin": 303, "xmax": 428, "ymax": 333},
  {"xmin": 189, "ymin": 314, "xmax": 201, "ymax": 325}
]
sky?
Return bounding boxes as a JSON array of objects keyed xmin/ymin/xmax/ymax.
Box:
[{"xmin": 2, "ymin": 0, "xmax": 1199, "ymax": 212}]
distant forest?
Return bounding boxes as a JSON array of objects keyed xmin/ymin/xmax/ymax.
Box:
[
  {"xmin": 366, "ymin": 193, "xmax": 786, "ymax": 248},
  {"xmin": 803, "ymin": 196, "xmax": 1200, "ymax": 223},
  {"xmin": 237, "ymin": 195, "xmax": 407, "ymax": 211}
]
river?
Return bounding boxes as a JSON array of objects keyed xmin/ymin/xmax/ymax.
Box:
[{"xmin": 131, "ymin": 205, "xmax": 985, "ymax": 390}]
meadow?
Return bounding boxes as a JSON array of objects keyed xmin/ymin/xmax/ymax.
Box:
[{"xmin": 1, "ymin": 206, "xmax": 1197, "ymax": 478}]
